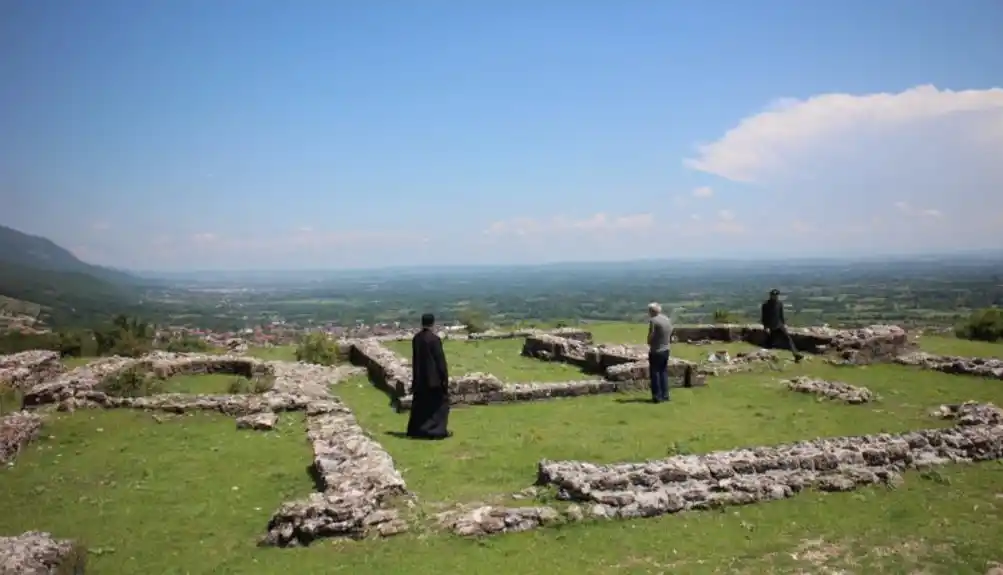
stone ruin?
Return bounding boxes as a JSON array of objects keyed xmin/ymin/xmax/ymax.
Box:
[
  {"xmin": 785, "ymin": 376, "xmax": 876, "ymax": 404},
  {"xmin": 0, "ymin": 351, "xmax": 64, "ymax": 392},
  {"xmin": 895, "ymin": 352, "xmax": 1003, "ymax": 380},
  {"xmin": 2, "ymin": 320, "xmax": 1002, "ymax": 552},
  {"xmin": 0, "ymin": 349, "xmax": 410, "ymax": 556},
  {"xmin": 672, "ymin": 323, "xmax": 913, "ymax": 363},
  {"xmin": 522, "ymin": 402, "xmax": 1003, "ymax": 528},
  {"xmin": 0, "ymin": 531, "xmax": 84, "ymax": 575}
]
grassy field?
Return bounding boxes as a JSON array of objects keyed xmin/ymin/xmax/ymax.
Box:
[
  {"xmin": 159, "ymin": 373, "xmax": 252, "ymax": 394},
  {"xmin": 2, "ymin": 358, "xmax": 1003, "ymax": 573},
  {"xmin": 245, "ymin": 345, "xmax": 298, "ymax": 362},
  {"xmin": 384, "ymin": 338, "xmax": 596, "ymax": 382}
]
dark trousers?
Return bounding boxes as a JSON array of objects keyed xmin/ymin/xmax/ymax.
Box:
[
  {"xmin": 765, "ymin": 326, "xmax": 800, "ymax": 358},
  {"xmin": 648, "ymin": 349, "xmax": 670, "ymax": 401}
]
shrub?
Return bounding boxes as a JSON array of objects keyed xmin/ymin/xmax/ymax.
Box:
[
  {"xmin": 226, "ymin": 375, "xmax": 274, "ymax": 394},
  {"xmin": 99, "ymin": 366, "xmax": 163, "ymax": 397},
  {"xmin": 955, "ymin": 307, "xmax": 1003, "ymax": 342},
  {"xmin": 165, "ymin": 336, "xmax": 211, "ymax": 353},
  {"xmin": 458, "ymin": 308, "xmax": 489, "ymax": 333},
  {"xmin": 295, "ymin": 332, "xmax": 340, "ymax": 366}
]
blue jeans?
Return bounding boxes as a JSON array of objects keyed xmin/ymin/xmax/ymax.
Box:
[{"xmin": 648, "ymin": 349, "xmax": 670, "ymax": 401}]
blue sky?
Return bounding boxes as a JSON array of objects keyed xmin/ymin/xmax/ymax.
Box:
[{"xmin": 2, "ymin": 0, "xmax": 1001, "ymax": 271}]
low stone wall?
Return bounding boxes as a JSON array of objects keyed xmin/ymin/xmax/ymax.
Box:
[
  {"xmin": 674, "ymin": 324, "xmax": 912, "ymax": 362},
  {"xmin": 0, "ymin": 410, "xmax": 43, "ymax": 465},
  {"xmin": 260, "ymin": 398, "xmax": 409, "ymax": 546},
  {"xmin": 0, "ymin": 531, "xmax": 84, "ymax": 574},
  {"xmin": 397, "ymin": 379, "xmax": 653, "ymax": 410},
  {"xmin": 0, "ymin": 350, "xmax": 64, "ymax": 392},
  {"xmin": 535, "ymin": 403, "xmax": 1003, "ymax": 522},
  {"xmin": 785, "ymin": 376, "xmax": 875, "ymax": 404},
  {"xmin": 136, "ymin": 351, "xmax": 273, "ymax": 379},
  {"xmin": 895, "ymin": 352, "xmax": 1003, "ymax": 380},
  {"xmin": 347, "ymin": 339, "xmax": 413, "ymax": 397},
  {"xmin": 604, "ymin": 359, "xmax": 706, "ymax": 387},
  {"xmin": 440, "ymin": 505, "xmax": 561, "ymax": 536},
  {"xmin": 21, "ymin": 357, "xmax": 134, "ymax": 408},
  {"xmin": 521, "ymin": 334, "xmax": 645, "ymax": 373},
  {"xmin": 469, "ymin": 327, "xmax": 592, "ymax": 342},
  {"xmin": 57, "ymin": 390, "xmax": 314, "ymax": 416}
]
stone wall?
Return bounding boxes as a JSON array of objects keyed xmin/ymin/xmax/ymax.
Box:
[
  {"xmin": 785, "ymin": 376, "xmax": 875, "ymax": 404},
  {"xmin": 21, "ymin": 353, "xmax": 277, "ymax": 408},
  {"xmin": 521, "ymin": 334, "xmax": 645, "ymax": 372},
  {"xmin": 469, "ymin": 327, "xmax": 592, "ymax": 342},
  {"xmin": 895, "ymin": 352, "xmax": 1003, "ymax": 380},
  {"xmin": 0, "ymin": 531, "xmax": 85, "ymax": 574},
  {"xmin": 535, "ymin": 403, "xmax": 1003, "ymax": 522},
  {"xmin": 397, "ymin": 379, "xmax": 653, "ymax": 410},
  {"xmin": 674, "ymin": 324, "xmax": 912, "ymax": 362},
  {"xmin": 0, "ymin": 410, "xmax": 43, "ymax": 465},
  {"xmin": 347, "ymin": 339, "xmax": 413, "ymax": 397},
  {"xmin": 0, "ymin": 350, "xmax": 64, "ymax": 391},
  {"xmin": 260, "ymin": 396, "xmax": 408, "ymax": 546}
]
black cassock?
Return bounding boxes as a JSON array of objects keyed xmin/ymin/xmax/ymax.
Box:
[{"xmin": 406, "ymin": 328, "xmax": 451, "ymax": 439}]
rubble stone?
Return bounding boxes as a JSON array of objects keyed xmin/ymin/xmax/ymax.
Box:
[
  {"xmin": 535, "ymin": 404, "xmax": 1003, "ymax": 523},
  {"xmin": 0, "ymin": 351, "xmax": 64, "ymax": 392},
  {"xmin": 0, "ymin": 411, "xmax": 43, "ymax": 465},
  {"xmin": 236, "ymin": 411, "xmax": 278, "ymax": 430},
  {"xmin": 0, "ymin": 531, "xmax": 83, "ymax": 574},
  {"xmin": 785, "ymin": 376, "xmax": 875, "ymax": 404},
  {"xmin": 930, "ymin": 401, "xmax": 1003, "ymax": 426},
  {"xmin": 895, "ymin": 352, "xmax": 1003, "ymax": 380},
  {"xmin": 397, "ymin": 379, "xmax": 652, "ymax": 410},
  {"xmin": 440, "ymin": 505, "xmax": 561, "ymax": 536},
  {"xmin": 259, "ymin": 396, "xmax": 409, "ymax": 546}
]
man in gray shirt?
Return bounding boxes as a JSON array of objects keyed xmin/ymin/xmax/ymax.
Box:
[{"xmin": 646, "ymin": 302, "xmax": 673, "ymax": 403}]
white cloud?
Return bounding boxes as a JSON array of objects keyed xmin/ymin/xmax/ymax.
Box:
[
  {"xmin": 191, "ymin": 232, "xmax": 217, "ymax": 243},
  {"xmin": 717, "ymin": 209, "xmax": 736, "ymax": 221},
  {"xmin": 685, "ymin": 85, "xmax": 1003, "ymax": 183},
  {"xmin": 691, "ymin": 186, "xmax": 714, "ymax": 198},
  {"xmin": 484, "ymin": 212, "xmax": 654, "ymax": 236},
  {"xmin": 90, "ymin": 222, "xmax": 110, "ymax": 232},
  {"xmin": 683, "ymin": 84, "xmax": 1003, "ymax": 250}
]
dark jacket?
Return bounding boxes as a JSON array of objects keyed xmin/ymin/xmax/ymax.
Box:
[
  {"xmin": 761, "ymin": 299, "xmax": 786, "ymax": 330},
  {"xmin": 412, "ymin": 328, "xmax": 449, "ymax": 391}
]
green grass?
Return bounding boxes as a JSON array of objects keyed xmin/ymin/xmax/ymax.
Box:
[
  {"xmin": 159, "ymin": 373, "xmax": 252, "ymax": 394},
  {"xmin": 384, "ymin": 338, "xmax": 596, "ymax": 382},
  {"xmin": 62, "ymin": 356, "xmax": 95, "ymax": 369},
  {"xmin": 4, "ymin": 360, "xmax": 1003, "ymax": 573},
  {"xmin": 0, "ymin": 382, "xmax": 20, "ymax": 415},
  {"xmin": 246, "ymin": 345, "xmax": 298, "ymax": 362},
  {"xmin": 918, "ymin": 335, "xmax": 1003, "ymax": 358}
]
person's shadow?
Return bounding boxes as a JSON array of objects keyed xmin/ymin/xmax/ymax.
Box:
[
  {"xmin": 384, "ymin": 431, "xmax": 411, "ymax": 439},
  {"xmin": 614, "ymin": 398, "xmax": 656, "ymax": 404}
]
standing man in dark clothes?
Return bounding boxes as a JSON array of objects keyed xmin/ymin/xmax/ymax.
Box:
[
  {"xmin": 646, "ymin": 302, "xmax": 673, "ymax": 403},
  {"xmin": 760, "ymin": 289, "xmax": 803, "ymax": 362},
  {"xmin": 406, "ymin": 313, "xmax": 452, "ymax": 439}
]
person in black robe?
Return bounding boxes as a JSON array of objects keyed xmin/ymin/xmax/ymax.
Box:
[
  {"xmin": 405, "ymin": 313, "xmax": 452, "ymax": 439},
  {"xmin": 760, "ymin": 289, "xmax": 804, "ymax": 362}
]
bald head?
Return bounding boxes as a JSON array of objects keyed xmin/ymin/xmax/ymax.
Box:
[{"xmin": 647, "ymin": 302, "xmax": 661, "ymax": 317}]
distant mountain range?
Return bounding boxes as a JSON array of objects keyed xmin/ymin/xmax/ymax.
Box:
[{"xmin": 0, "ymin": 224, "xmax": 144, "ymax": 326}]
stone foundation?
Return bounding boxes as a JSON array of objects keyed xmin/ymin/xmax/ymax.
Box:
[
  {"xmin": 0, "ymin": 351, "xmax": 64, "ymax": 392},
  {"xmin": 785, "ymin": 376, "xmax": 875, "ymax": 404},
  {"xmin": 0, "ymin": 531, "xmax": 84, "ymax": 574},
  {"xmin": 895, "ymin": 352, "xmax": 1003, "ymax": 379},
  {"xmin": 468, "ymin": 327, "xmax": 592, "ymax": 342},
  {"xmin": 535, "ymin": 403, "xmax": 1003, "ymax": 523},
  {"xmin": 259, "ymin": 398, "xmax": 409, "ymax": 546},
  {"xmin": 0, "ymin": 410, "xmax": 43, "ymax": 465},
  {"xmin": 672, "ymin": 324, "xmax": 912, "ymax": 362},
  {"xmin": 347, "ymin": 339, "xmax": 413, "ymax": 397},
  {"xmin": 397, "ymin": 379, "xmax": 655, "ymax": 410},
  {"xmin": 439, "ymin": 505, "xmax": 561, "ymax": 536}
]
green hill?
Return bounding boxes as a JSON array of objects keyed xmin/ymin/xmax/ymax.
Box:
[
  {"xmin": 0, "ymin": 224, "xmax": 140, "ymax": 284},
  {"xmin": 0, "ymin": 225, "xmax": 147, "ymax": 326}
]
